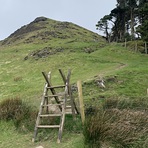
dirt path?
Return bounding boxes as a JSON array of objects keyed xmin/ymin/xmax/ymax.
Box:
[
  {"xmin": 100, "ymin": 63, "xmax": 127, "ymax": 76},
  {"xmin": 85, "ymin": 63, "xmax": 128, "ymax": 83}
]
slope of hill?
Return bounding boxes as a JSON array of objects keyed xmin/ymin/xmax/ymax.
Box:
[{"xmin": 0, "ymin": 16, "xmax": 104, "ymax": 46}]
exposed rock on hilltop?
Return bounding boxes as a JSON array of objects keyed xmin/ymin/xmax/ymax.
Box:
[
  {"xmin": 1, "ymin": 16, "xmax": 105, "ymax": 45},
  {"xmin": 24, "ymin": 46, "xmax": 64, "ymax": 60},
  {"xmin": 9, "ymin": 17, "xmax": 47, "ymax": 38}
]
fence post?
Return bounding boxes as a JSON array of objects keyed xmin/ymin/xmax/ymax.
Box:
[
  {"xmin": 125, "ymin": 38, "xmax": 127, "ymax": 48},
  {"xmin": 145, "ymin": 42, "xmax": 147, "ymax": 54},
  {"xmin": 77, "ymin": 80, "xmax": 85, "ymax": 125},
  {"xmin": 135, "ymin": 42, "xmax": 138, "ymax": 52}
]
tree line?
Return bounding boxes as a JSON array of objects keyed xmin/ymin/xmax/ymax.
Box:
[{"xmin": 96, "ymin": 0, "xmax": 148, "ymax": 43}]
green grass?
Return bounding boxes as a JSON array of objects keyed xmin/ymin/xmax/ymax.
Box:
[
  {"xmin": 0, "ymin": 121, "xmax": 84, "ymax": 148},
  {"xmin": 0, "ymin": 36, "xmax": 148, "ymax": 147}
]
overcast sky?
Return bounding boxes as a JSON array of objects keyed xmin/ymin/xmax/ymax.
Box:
[{"xmin": 0, "ymin": 0, "xmax": 116, "ymax": 40}]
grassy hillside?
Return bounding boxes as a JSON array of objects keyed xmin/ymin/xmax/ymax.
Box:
[
  {"xmin": 0, "ymin": 43, "xmax": 147, "ymax": 103},
  {"xmin": 0, "ymin": 17, "xmax": 148, "ymax": 148}
]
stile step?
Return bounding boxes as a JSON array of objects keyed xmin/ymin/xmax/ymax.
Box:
[
  {"xmin": 39, "ymin": 114, "xmax": 62, "ymax": 117},
  {"xmin": 65, "ymin": 112, "xmax": 72, "ymax": 114},
  {"xmin": 47, "ymin": 85, "xmax": 65, "ymax": 89},
  {"xmin": 37, "ymin": 125, "xmax": 60, "ymax": 128},
  {"xmin": 66, "ymin": 106, "xmax": 72, "ymax": 109},
  {"xmin": 42, "ymin": 104, "xmax": 63, "ymax": 107},
  {"xmin": 45, "ymin": 94, "xmax": 63, "ymax": 97}
]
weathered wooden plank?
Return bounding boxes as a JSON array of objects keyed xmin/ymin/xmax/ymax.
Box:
[
  {"xmin": 47, "ymin": 85, "xmax": 65, "ymax": 89},
  {"xmin": 44, "ymin": 94, "xmax": 64, "ymax": 97},
  {"xmin": 59, "ymin": 69, "xmax": 67, "ymax": 84},
  {"xmin": 77, "ymin": 80, "xmax": 85, "ymax": 125},
  {"xmin": 39, "ymin": 114, "xmax": 62, "ymax": 117},
  {"xmin": 42, "ymin": 104, "xmax": 63, "ymax": 107},
  {"xmin": 57, "ymin": 97, "xmax": 66, "ymax": 143},
  {"xmin": 37, "ymin": 125, "xmax": 60, "ymax": 128},
  {"xmin": 32, "ymin": 83, "xmax": 48, "ymax": 142}
]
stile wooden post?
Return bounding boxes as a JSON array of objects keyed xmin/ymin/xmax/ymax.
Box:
[
  {"xmin": 77, "ymin": 80, "xmax": 85, "ymax": 125},
  {"xmin": 135, "ymin": 42, "xmax": 138, "ymax": 52},
  {"xmin": 33, "ymin": 69, "xmax": 79, "ymax": 143},
  {"xmin": 145, "ymin": 42, "xmax": 147, "ymax": 54},
  {"xmin": 125, "ymin": 38, "xmax": 127, "ymax": 48}
]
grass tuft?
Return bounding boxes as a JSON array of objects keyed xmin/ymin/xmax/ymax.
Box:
[
  {"xmin": 0, "ymin": 97, "xmax": 37, "ymax": 131},
  {"xmin": 83, "ymin": 100, "xmax": 148, "ymax": 148}
]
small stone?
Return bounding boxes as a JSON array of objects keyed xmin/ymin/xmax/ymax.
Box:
[{"xmin": 36, "ymin": 146, "xmax": 44, "ymax": 148}]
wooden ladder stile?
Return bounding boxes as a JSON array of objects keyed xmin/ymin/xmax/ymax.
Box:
[{"xmin": 32, "ymin": 69, "xmax": 79, "ymax": 143}]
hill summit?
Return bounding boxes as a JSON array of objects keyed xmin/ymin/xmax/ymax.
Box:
[{"xmin": 1, "ymin": 17, "xmax": 104, "ymax": 45}]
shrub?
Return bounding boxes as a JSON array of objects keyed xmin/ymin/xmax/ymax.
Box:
[
  {"xmin": 83, "ymin": 106, "xmax": 148, "ymax": 148},
  {"xmin": 103, "ymin": 97, "xmax": 148, "ymax": 110},
  {"xmin": 107, "ymin": 109, "xmax": 148, "ymax": 147},
  {"xmin": 83, "ymin": 109, "xmax": 111, "ymax": 148},
  {"xmin": 0, "ymin": 97, "xmax": 37, "ymax": 131}
]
